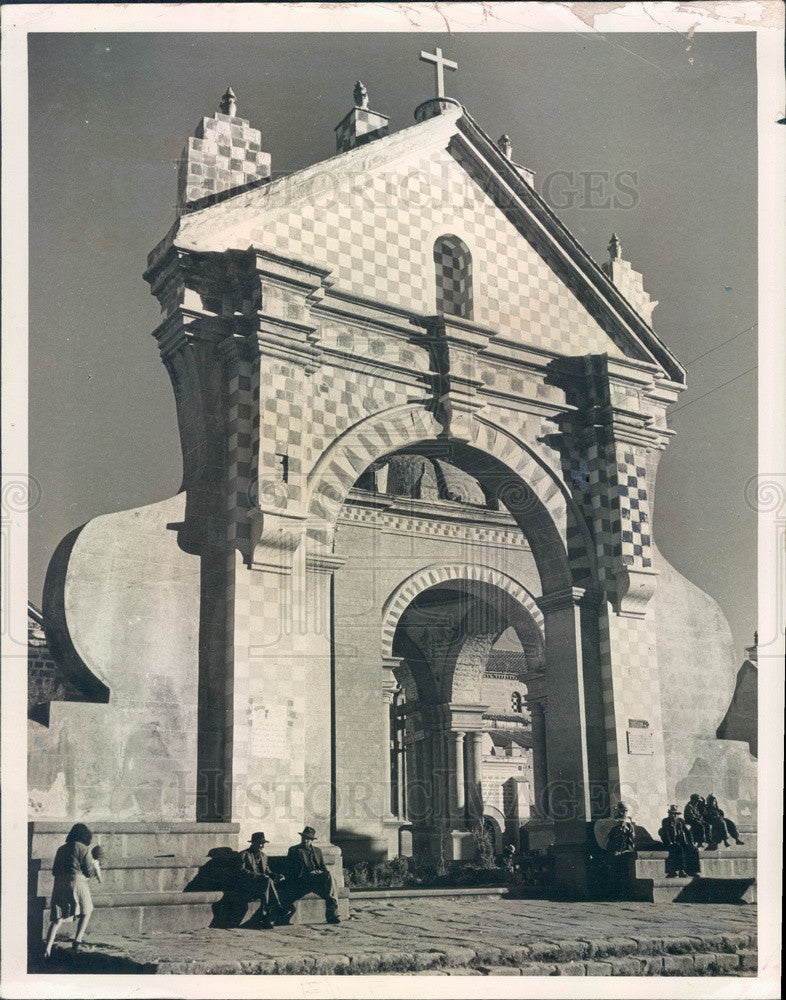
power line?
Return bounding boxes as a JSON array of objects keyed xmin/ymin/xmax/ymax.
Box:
[
  {"xmin": 668, "ymin": 365, "xmax": 758, "ymax": 418},
  {"xmin": 684, "ymin": 322, "xmax": 757, "ymax": 366}
]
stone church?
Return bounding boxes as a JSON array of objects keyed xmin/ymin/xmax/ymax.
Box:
[{"xmin": 30, "ymin": 69, "xmax": 756, "ymax": 901}]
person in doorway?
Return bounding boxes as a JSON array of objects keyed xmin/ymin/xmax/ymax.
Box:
[
  {"xmin": 704, "ymin": 795, "xmax": 745, "ymax": 848},
  {"xmin": 658, "ymin": 805, "xmax": 701, "ymax": 878},
  {"xmin": 285, "ymin": 826, "xmax": 341, "ymax": 924},
  {"xmin": 236, "ymin": 832, "xmax": 293, "ymax": 928},
  {"xmin": 44, "ymin": 823, "xmax": 101, "ymax": 959}
]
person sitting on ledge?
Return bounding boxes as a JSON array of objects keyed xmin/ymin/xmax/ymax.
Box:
[
  {"xmin": 704, "ymin": 794, "xmax": 745, "ymax": 849},
  {"xmin": 683, "ymin": 793, "xmax": 711, "ymax": 847},
  {"xmin": 659, "ymin": 805, "xmax": 701, "ymax": 878},
  {"xmin": 285, "ymin": 826, "xmax": 341, "ymax": 925},
  {"xmin": 605, "ymin": 802, "xmax": 636, "ymax": 856},
  {"xmin": 237, "ymin": 832, "xmax": 294, "ymax": 929}
]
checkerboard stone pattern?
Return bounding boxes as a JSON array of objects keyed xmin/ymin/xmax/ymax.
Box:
[
  {"xmin": 578, "ymin": 433, "xmax": 666, "ymax": 832},
  {"xmin": 178, "ymin": 111, "xmax": 271, "ymax": 211},
  {"xmin": 585, "ymin": 440, "xmax": 653, "ymax": 583},
  {"xmin": 254, "ymin": 148, "xmax": 629, "ymax": 357},
  {"xmin": 433, "ymin": 234, "xmax": 473, "ymax": 319},
  {"xmin": 335, "ymin": 106, "xmax": 390, "ymax": 153},
  {"xmin": 598, "ymin": 605, "xmax": 667, "ymax": 835}
]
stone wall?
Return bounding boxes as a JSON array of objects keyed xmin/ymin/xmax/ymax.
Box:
[
  {"xmin": 652, "ymin": 545, "xmax": 756, "ymax": 822},
  {"xmin": 32, "ymin": 493, "xmax": 201, "ymax": 823}
]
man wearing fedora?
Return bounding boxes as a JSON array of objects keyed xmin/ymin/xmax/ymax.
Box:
[
  {"xmin": 658, "ymin": 805, "xmax": 701, "ymax": 878},
  {"xmin": 237, "ymin": 832, "xmax": 293, "ymax": 928},
  {"xmin": 285, "ymin": 826, "xmax": 341, "ymax": 924}
]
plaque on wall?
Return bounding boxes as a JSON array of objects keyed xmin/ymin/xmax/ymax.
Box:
[
  {"xmin": 250, "ymin": 703, "xmax": 289, "ymax": 758},
  {"xmin": 627, "ymin": 729, "xmax": 654, "ymax": 755}
]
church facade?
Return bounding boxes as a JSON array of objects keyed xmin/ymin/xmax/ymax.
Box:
[{"xmin": 31, "ymin": 78, "xmax": 756, "ymax": 891}]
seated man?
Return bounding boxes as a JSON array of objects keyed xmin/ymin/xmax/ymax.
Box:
[
  {"xmin": 599, "ymin": 801, "xmax": 636, "ymax": 856},
  {"xmin": 236, "ymin": 832, "xmax": 293, "ymax": 928},
  {"xmin": 683, "ymin": 793, "xmax": 711, "ymax": 847},
  {"xmin": 285, "ymin": 826, "xmax": 341, "ymax": 925},
  {"xmin": 704, "ymin": 795, "xmax": 745, "ymax": 848},
  {"xmin": 659, "ymin": 805, "xmax": 701, "ymax": 878}
]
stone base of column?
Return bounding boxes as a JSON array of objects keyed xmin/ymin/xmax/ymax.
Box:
[
  {"xmin": 521, "ymin": 817, "xmax": 555, "ymax": 852},
  {"xmin": 381, "ymin": 816, "xmax": 414, "ymax": 859},
  {"xmin": 412, "ymin": 825, "xmax": 476, "ymax": 863},
  {"xmin": 332, "ymin": 831, "xmax": 389, "ymax": 868},
  {"xmin": 548, "ymin": 841, "xmax": 595, "ymax": 899}
]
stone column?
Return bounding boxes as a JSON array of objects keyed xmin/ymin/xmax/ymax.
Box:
[
  {"xmin": 536, "ymin": 588, "xmax": 594, "ymax": 844},
  {"xmin": 524, "ymin": 691, "xmax": 549, "ymax": 819},
  {"xmin": 464, "ymin": 730, "xmax": 485, "ymax": 823},
  {"xmin": 431, "ymin": 727, "xmax": 447, "ymax": 824},
  {"xmin": 449, "ymin": 730, "xmax": 466, "ymax": 824},
  {"xmin": 422, "ymin": 730, "xmax": 435, "ymax": 827},
  {"xmin": 381, "ymin": 660, "xmax": 400, "ymax": 820}
]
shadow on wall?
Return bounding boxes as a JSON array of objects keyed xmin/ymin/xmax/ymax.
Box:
[
  {"xmin": 332, "ymin": 829, "xmax": 389, "ymax": 869},
  {"xmin": 184, "ymin": 846, "xmax": 252, "ymax": 928},
  {"xmin": 716, "ymin": 659, "xmax": 758, "ymax": 758}
]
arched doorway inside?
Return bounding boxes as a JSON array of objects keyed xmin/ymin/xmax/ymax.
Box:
[{"xmin": 388, "ymin": 575, "xmax": 543, "ymax": 861}]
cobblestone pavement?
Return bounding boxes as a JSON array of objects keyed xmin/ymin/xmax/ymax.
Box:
[{"xmin": 38, "ymin": 896, "xmax": 758, "ymax": 976}]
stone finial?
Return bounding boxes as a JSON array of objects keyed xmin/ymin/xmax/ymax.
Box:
[
  {"xmin": 498, "ymin": 134, "xmax": 512, "ymax": 159},
  {"xmin": 608, "ymin": 233, "xmax": 622, "ymax": 261},
  {"xmin": 219, "ymin": 87, "xmax": 237, "ymax": 117},
  {"xmin": 754, "ymin": 629, "xmax": 758, "ymax": 646},
  {"xmin": 354, "ymin": 80, "xmax": 369, "ymax": 109}
]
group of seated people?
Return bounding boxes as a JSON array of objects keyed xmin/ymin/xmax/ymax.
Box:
[
  {"xmin": 595, "ymin": 794, "xmax": 744, "ymax": 880},
  {"xmin": 659, "ymin": 793, "xmax": 744, "ymax": 878},
  {"xmin": 232, "ymin": 826, "xmax": 341, "ymax": 928}
]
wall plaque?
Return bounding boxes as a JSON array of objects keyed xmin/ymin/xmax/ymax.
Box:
[
  {"xmin": 627, "ymin": 729, "xmax": 654, "ymax": 755},
  {"xmin": 250, "ymin": 703, "xmax": 289, "ymax": 759}
]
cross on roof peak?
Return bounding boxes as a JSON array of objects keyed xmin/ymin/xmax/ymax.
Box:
[{"xmin": 419, "ymin": 46, "xmax": 458, "ymax": 99}]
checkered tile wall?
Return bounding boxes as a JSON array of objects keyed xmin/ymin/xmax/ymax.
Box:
[
  {"xmin": 335, "ymin": 107, "xmax": 390, "ymax": 153},
  {"xmin": 179, "ymin": 112, "xmax": 271, "ymax": 211},
  {"xmin": 255, "ymin": 148, "xmax": 627, "ymax": 358},
  {"xmin": 585, "ymin": 439, "xmax": 653, "ymax": 583}
]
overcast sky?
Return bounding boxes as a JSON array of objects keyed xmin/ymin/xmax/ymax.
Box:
[{"xmin": 28, "ymin": 30, "xmax": 757, "ymax": 658}]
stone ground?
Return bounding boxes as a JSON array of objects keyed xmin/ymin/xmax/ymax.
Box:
[{"xmin": 36, "ymin": 897, "xmax": 757, "ymax": 977}]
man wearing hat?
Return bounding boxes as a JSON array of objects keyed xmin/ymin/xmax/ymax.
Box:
[
  {"xmin": 658, "ymin": 806, "xmax": 701, "ymax": 878},
  {"xmin": 237, "ymin": 832, "xmax": 293, "ymax": 928},
  {"xmin": 285, "ymin": 826, "xmax": 341, "ymax": 924}
]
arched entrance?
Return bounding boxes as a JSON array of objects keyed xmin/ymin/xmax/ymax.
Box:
[
  {"xmin": 320, "ymin": 406, "xmax": 608, "ymax": 876},
  {"xmin": 386, "ymin": 573, "xmax": 544, "ymax": 861}
]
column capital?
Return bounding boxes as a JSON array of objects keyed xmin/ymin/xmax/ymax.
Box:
[
  {"xmin": 536, "ymin": 587, "xmax": 598, "ymax": 614},
  {"xmin": 305, "ymin": 551, "xmax": 347, "ymax": 575},
  {"xmin": 382, "ymin": 655, "xmax": 405, "ymax": 672},
  {"xmin": 438, "ymin": 702, "xmax": 488, "ymax": 731},
  {"xmin": 249, "ymin": 506, "xmax": 307, "ymax": 575}
]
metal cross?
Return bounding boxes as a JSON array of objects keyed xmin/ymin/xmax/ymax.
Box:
[{"xmin": 419, "ymin": 46, "xmax": 457, "ymax": 99}]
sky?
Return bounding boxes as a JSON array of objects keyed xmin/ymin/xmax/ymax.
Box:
[{"xmin": 27, "ymin": 30, "xmax": 757, "ymax": 659}]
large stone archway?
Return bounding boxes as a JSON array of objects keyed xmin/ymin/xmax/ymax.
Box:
[
  {"xmin": 312, "ymin": 404, "xmax": 608, "ymax": 868},
  {"xmin": 305, "ymin": 402, "xmax": 597, "ymax": 593}
]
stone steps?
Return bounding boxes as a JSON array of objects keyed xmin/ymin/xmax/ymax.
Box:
[
  {"xmin": 635, "ymin": 847, "xmax": 756, "ymax": 879},
  {"xmin": 350, "ymin": 885, "xmax": 510, "ymax": 901},
  {"xmin": 35, "ymin": 857, "xmax": 202, "ymax": 895},
  {"xmin": 29, "ymin": 821, "xmax": 348, "ymax": 940},
  {"xmin": 631, "ymin": 827, "xmax": 756, "ymax": 903},
  {"xmin": 29, "ymin": 821, "xmax": 239, "ymax": 860}
]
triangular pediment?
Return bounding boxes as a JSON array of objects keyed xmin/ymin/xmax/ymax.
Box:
[{"xmin": 176, "ymin": 106, "xmax": 684, "ymax": 383}]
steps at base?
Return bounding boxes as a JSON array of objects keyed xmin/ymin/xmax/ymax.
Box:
[{"xmin": 33, "ymin": 889, "xmax": 351, "ymax": 937}]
